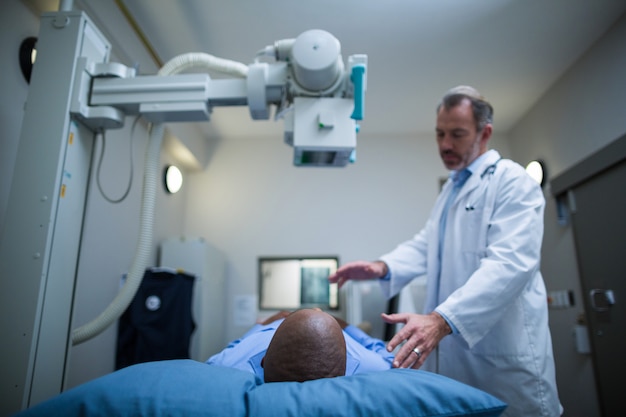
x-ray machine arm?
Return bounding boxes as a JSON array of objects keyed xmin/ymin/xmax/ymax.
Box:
[{"xmin": 73, "ymin": 28, "xmax": 367, "ymax": 167}]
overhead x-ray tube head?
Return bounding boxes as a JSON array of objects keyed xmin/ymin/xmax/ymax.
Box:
[{"xmin": 290, "ymin": 29, "xmax": 343, "ymax": 92}]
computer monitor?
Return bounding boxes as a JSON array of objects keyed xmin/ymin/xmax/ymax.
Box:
[{"xmin": 258, "ymin": 256, "xmax": 339, "ymax": 311}]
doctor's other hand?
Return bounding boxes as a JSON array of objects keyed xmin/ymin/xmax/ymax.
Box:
[
  {"xmin": 382, "ymin": 312, "xmax": 451, "ymax": 369},
  {"xmin": 328, "ymin": 260, "xmax": 388, "ymax": 289}
]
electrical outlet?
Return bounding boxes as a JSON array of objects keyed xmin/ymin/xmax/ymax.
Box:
[{"xmin": 547, "ymin": 290, "xmax": 574, "ymax": 309}]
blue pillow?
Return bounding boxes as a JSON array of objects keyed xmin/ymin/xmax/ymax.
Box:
[
  {"xmin": 249, "ymin": 368, "xmax": 506, "ymax": 417},
  {"xmin": 16, "ymin": 361, "xmax": 256, "ymax": 417},
  {"xmin": 17, "ymin": 360, "xmax": 506, "ymax": 417}
]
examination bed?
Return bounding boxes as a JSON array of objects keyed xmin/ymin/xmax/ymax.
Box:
[{"xmin": 16, "ymin": 359, "xmax": 506, "ymax": 416}]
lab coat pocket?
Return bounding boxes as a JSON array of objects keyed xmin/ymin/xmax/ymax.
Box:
[{"xmin": 457, "ymin": 204, "xmax": 486, "ymax": 252}]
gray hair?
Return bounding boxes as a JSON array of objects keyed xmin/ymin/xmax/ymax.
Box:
[{"xmin": 437, "ymin": 85, "xmax": 494, "ymax": 131}]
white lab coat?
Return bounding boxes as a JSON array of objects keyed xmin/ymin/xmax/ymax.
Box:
[{"xmin": 380, "ymin": 150, "xmax": 561, "ymax": 417}]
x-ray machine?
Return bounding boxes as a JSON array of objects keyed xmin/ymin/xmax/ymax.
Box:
[{"xmin": 0, "ymin": 10, "xmax": 367, "ymax": 414}]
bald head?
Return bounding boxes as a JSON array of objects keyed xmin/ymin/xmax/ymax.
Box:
[{"xmin": 262, "ymin": 309, "xmax": 346, "ymax": 383}]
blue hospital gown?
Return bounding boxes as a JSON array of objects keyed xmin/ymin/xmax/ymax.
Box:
[{"xmin": 206, "ymin": 319, "xmax": 393, "ymax": 380}]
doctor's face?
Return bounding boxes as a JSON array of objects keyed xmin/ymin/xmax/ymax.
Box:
[{"xmin": 435, "ymin": 99, "xmax": 491, "ymax": 171}]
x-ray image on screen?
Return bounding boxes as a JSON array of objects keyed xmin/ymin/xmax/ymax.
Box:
[
  {"xmin": 300, "ymin": 267, "xmax": 330, "ymax": 305},
  {"xmin": 258, "ymin": 256, "xmax": 338, "ymax": 310}
]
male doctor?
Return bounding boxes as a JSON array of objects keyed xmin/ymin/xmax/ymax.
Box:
[{"xmin": 329, "ymin": 86, "xmax": 561, "ymax": 416}]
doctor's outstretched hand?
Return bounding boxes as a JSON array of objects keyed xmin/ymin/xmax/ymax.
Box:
[
  {"xmin": 328, "ymin": 260, "xmax": 388, "ymax": 289},
  {"xmin": 382, "ymin": 311, "xmax": 451, "ymax": 369}
]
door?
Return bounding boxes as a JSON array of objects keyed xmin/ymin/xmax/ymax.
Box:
[{"xmin": 567, "ymin": 158, "xmax": 625, "ymax": 416}]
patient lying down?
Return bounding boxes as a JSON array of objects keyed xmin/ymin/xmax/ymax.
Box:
[
  {"xmin": 207, "ymin": 309, "xmax": 393, "ymax": 382},
  {"xmin": 15, "ymin": 312, "xmax": 508, "ymax": 417}
]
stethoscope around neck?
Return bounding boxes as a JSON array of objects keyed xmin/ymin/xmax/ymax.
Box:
[{"xmin": 465, "ymin": 158, "xmax": 502, "ymax": 211}]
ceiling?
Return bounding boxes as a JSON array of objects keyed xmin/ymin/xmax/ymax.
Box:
[{"xmin": 26, "ymin": 0, "xmax": 626, "ymax": 139}]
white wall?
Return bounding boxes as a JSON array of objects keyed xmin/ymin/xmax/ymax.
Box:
[{"xmin": 507, "ymin": 14, "xmax": 626, "ymax": 417}]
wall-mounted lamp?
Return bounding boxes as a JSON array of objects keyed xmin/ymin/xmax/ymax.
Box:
[
  {"xmin": 164, "ymin": 165, "xmax": 183, "ymax": 194},
  {"xmin": 19, "ymin": 37, "xmax": 38, "ymax": 84},
  {"xmin": 525, "ymin": 159, "xmax": 547, "ymax": 187}
]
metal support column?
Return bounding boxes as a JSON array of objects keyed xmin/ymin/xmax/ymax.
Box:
[{"xmin": 0, "ymin": 11, "xmax": 110, "ymax": 414}]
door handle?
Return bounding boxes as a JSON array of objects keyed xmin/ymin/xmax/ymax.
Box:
[{"xmin": 590, "ymin": 289, "xmax": 615, "ymax": 312}]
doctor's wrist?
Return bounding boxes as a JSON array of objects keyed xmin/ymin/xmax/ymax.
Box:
[
  {"xmin": 431, "ymin": 311, "xmax": 453, "ymax": 335},
  {"xmin": 372, "ymin": 261, "xmax": 389, "ymax": 279}
]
